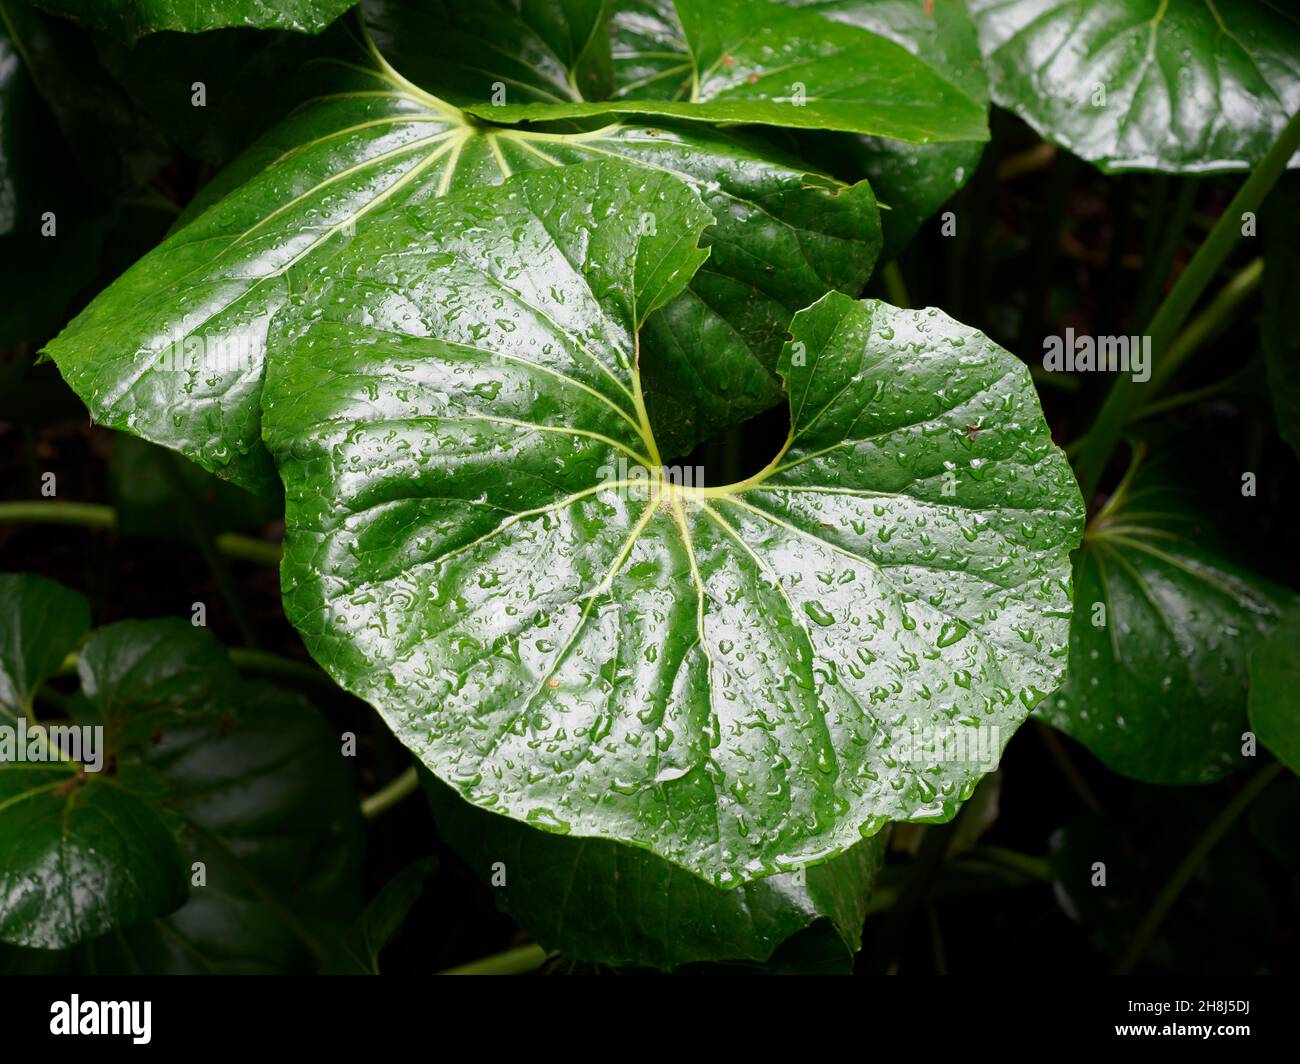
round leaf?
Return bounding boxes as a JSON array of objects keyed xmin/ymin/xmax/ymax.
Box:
[{"xmin": 265, "ymin": 159, "xmax": 1083, "ymax": 885}]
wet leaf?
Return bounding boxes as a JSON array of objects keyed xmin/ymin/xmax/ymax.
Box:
[
  {"xmin": 426, "ymin": 772, "xmax": 885, "ymax": 970},
  {"xmin": 775, "ymin": 0, "xmax": 989, "ymax": 259},
  {"xmin": 1041, "ymin": 466, "xmax": 1294, "ymax": 785},
  {"xmin": 264, "ymin": 159, "xmax": 1082, "ymax": 885},
  {"xmin": 611, "ymin": 0, "xmax": 989, "ymax": 260},
  {"xmin": 43, "ymin": 0, "xmax": 894, "ymax": 486},
  {"xmin": 969, "ymin": 0, "xmax": 1300, "ymax": 174},
  {"xmin": 21, "ymin": 0, "xmax": 357, "ymax": 40},
  {"xmin": 470, "ymin": 0, "xmax": 988, "ymax": 140}
]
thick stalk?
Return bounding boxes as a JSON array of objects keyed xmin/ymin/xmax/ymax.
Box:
[
  {"xmin": 160, "ymin": 453, "xmax": 259, "ymax": 648},
  {"xmin": 361, "ymin": 766, "xmax": 419, "ymax": 819},
  {"xmin": 0, "ymin": 501, "xmax": 280, "ymax": 565},
  {"xmin": 440, "ymin": 944, "xmax": 551, "ymax": 976},
  {"xmin": 1075, "ymin": 107, "xmax": 1300, "ymax": 501},
  {"xmin": 1147, "ymin": 257, "xmax": 1262, "ymax": 394},
  {"xmin": 1129, "ymin": 177, "xmax": 1197, "ymax": 332}
]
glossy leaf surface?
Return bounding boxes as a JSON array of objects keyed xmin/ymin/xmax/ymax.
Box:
[
  {"xmin": 46, "ymin": 1, "xmax": 886, "ymax": 489},
  {"xmin": 426, "ymin": 774, "xmax": 885, "ymax": 969},
  {"xmin": 22, "ymin": 0, "xmax": 357, "ymax": 40},
  {"xmin": 969, "ymin": 0, "xmax": 1300, "ymax": 174},
  {"xmin": 611, "ymin": 0, "xmax": 989, "ymax": 261},
  {"xmin": 264, "ymin": 161, "xmax": 1082, "ymax": 885},
  {"xmin": 1041, "ymin": 469, "xmax": 1294, "ymax": 785},
  {"xmin": 470, "ymin": 0, "xmax": 987, "ymax": 140}
]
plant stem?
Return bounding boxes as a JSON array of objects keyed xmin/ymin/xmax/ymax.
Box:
[
  {"xmin": 361, "ymin": 766, "xmax": 419, "ymax": 819},
  {"xmin": 1075, "ymin": 106, "xmax": 1300, "ymax": 501},
  {"xmin": 927, "ymin": 904, "xmax": 948, "ymax": 975},
  {"xmin": 227, "ymin": 648, "xmax": 335, "ymax": 688},
  {"xmin": 866, "ymin": 810, "xmax": 965, "ymax": 974},
  {"xmin": 1034, "ymin": 721, "xmax": 1104, "ymax": 813},
  {"xmin": 0, "ymin": 500, "xmax": 115, "ymax": 527},
  {"xmin": 882, "ymin": 260, "xmax": 910, "ymax": 309},
  {"xmin": 1147, "ymin": 257, "xmax": 1262, "ymax": 394},
  {"xmin": 160, "ymin": 453, "xmax": 260, "ymax": 648},
  {"xmin": 214, "ymin": 532, "xmax": 282, "ymax": 566},
  {"xmin": 965, "ymin": 845, "xmax": 1053, "ymax": 883},
  {"xmin": 60, "ymin": 645, "xmax": 331, "ymax": 693},
  {"xmin": 440, "ymin": 943, "xmax": 551, "ymax": 976},
  {"xmin": 995, "ymin": 141, "xmax": 1057, "ymax": 181},
  {"xmin": 0, "ymin": 501, "xmax": 281, "ymax": 565},
  {"xmin": 1129, "ymin": 177, "xmax": 1197, "ymax": 333},
  {"xmin": 1134, "ymin": 369, "xmax": 1245, "ymax": 421},
  {"xmin": 1115, "ymin": 762, "xmax": 1284, "ymax": 974}
]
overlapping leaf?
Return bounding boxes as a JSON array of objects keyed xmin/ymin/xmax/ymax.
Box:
[
  {"xmin": 263, "ymin": 160, "xmax": 1081, "ymax": 885},
  {"xmin": 1040, "ymin": 464, "xmax": 1294, "ymax": 785},
  {"xmin": 19, "ymin": 0, "xmax": 357, "ymax": 40},
  {"xmin": 43, "ymin": 0, "xmax": 1001, "ymax": 491},
  {"xmin": 426, "ymin": 773, "xmax": 885, "ymax": 970},
  {"xmin": 612, "ymin": 0, "xmax": 990, "ymax": 261},
  {"xmin": 969, "ymin": 0, "xmax": 1300, "ymax": 174},
  {"xmin": 461, "ymin": 0, "xmax": 987, "ymax": 139}
]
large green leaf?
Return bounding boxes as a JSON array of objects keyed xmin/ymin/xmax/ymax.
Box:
[
  {"xmin": 263, "ymin": 160, "xmax": 1082, "ymax": 885},
  {"xmin": 66, "ymin": 679, "xmax": 365, "ymax": 973},
  {"xmin": 367, "ymin": 0, "xmax": 615, "ymax": 106},
  {"xmin": 787, "ymin": 0, "xmax": 988, "ymax": 258},
  {"xmin": 969, "ymin": 0, "xmax": 1300, "ymax": 174},
  {"xmin": 426, "ymin": 773, "xmax": 885, "ymax": 970},
  {"xmin": 0, "ymin": 609, "xmax": 363, "ymax": 956},
  {"xmin": 1249, "ymin": 601, "xmax": 1300, "ymax": 778},
  {"xmin": 20, "ymin": 0, "xmax": 357, "ymax": 40},
  {"xmin": 45, "ymin": 0, "xmax": 892, "ymax": 490},
  {"xmin": 471, "ymin": 0, "xmax": 987, "ymax": 140},
  {"xmin": 611, "ymin": 0, "xmax": 989, "ymax": 262},
  {"xmin": 1041, "ymin": 462, "xmax": 1294, "ymax": 785},
  {"xmin": 0, "ymin": 765, "xmax": 187, "ymax": 950}
]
